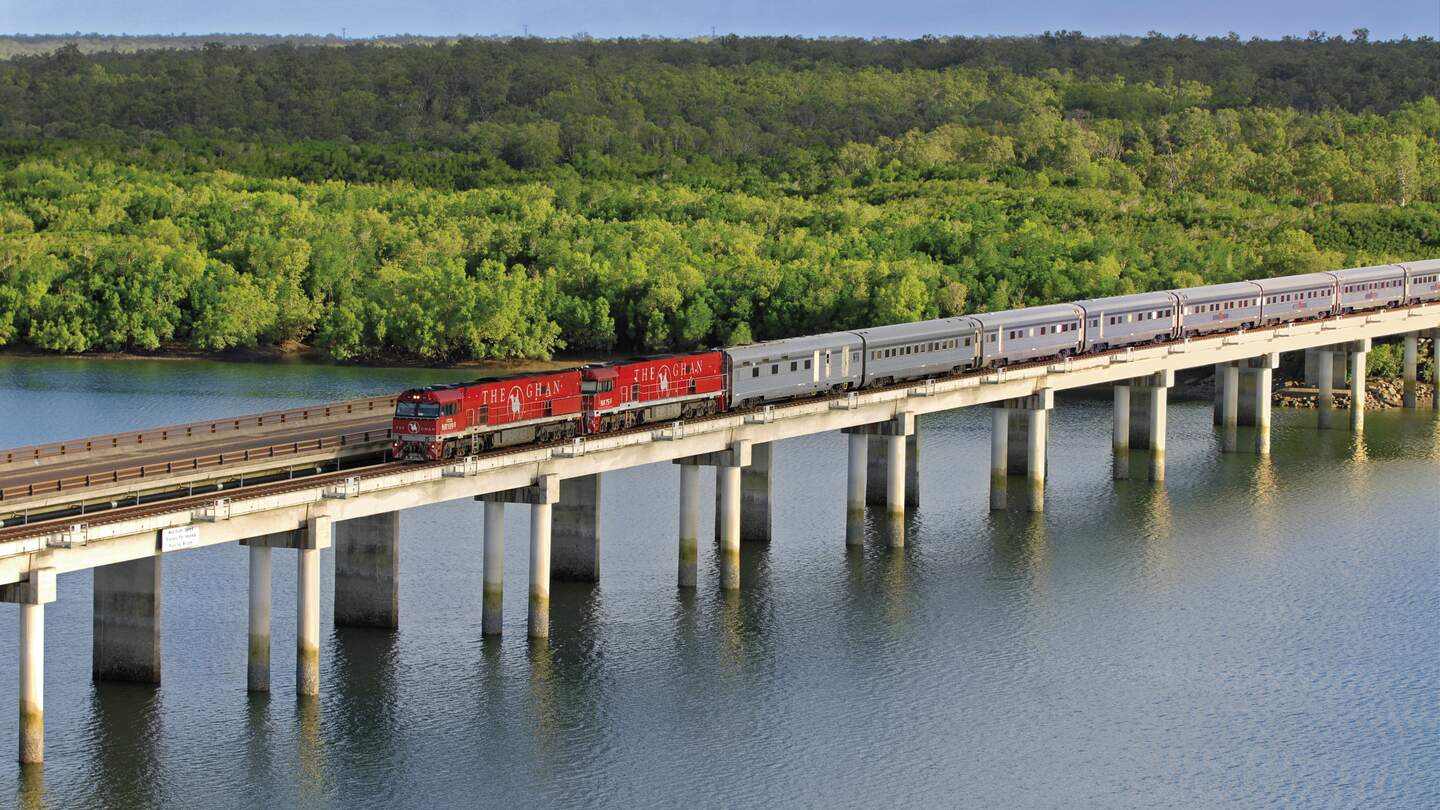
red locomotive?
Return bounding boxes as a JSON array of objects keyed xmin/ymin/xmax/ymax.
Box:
[
  {"xmin": 391, "ymin": 351, "xmax": 727, "ymax": 461},
  {"xmin": 579, "ymin": 352, "xmax": 726, "ymax": 433},
  {"xmin": 391, "ymin": 370, "xmax": 583, "ymax": 461}
]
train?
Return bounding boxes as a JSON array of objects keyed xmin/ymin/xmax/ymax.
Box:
[{"xmin": 391, "ymin": 259, "xmax": 1440, "ymax": 461}]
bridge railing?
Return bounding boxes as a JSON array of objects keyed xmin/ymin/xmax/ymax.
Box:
[
  {"xmin": 0, "ymin": 428, "xmax": 393, "ymax": 504},
  {"xmin": 0, "ymin": 395, "xmax": 397, "ymax": 466}
]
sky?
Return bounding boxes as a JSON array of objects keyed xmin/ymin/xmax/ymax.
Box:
[{"xmin": 1, "ymin": 0, "xmax": 1436, "ymax": 41}]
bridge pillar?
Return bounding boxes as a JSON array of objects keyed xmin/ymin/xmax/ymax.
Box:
[
  {"xmin": 480, "ymin": 475, "xmax": 559, "ymax": 638},
  {"xmin": 1433, "ymin": 329, "xmax": 1440, "ymax": 406},
  {"xmin": 1220, "ymin": 363, "xmax": 1240, "ymax": 452},
  {"xmin": 247, "ymin": 545, "xmax": 271, "ymax": 692},
  {"xmin": 1317, "ymin": 348, "xmax": 1336, "ymax": 429},
  {"xmin": 865, "ymin": 430, "xmax": 919, "ymax": 508},
  {"xmin": 554, "ymin": 474, "xmax": 602, "ymax": 582},
  {"xmin": 1350, "ymin": 339, "xmax": 1369, "ymax": 431},
  {"xmin": 3, "ymin": 569, "xmax": 54, "ymax": 765},
  {"xmin": 528, "ymin": 502, "xmax": 553, "ymax": 638},
  {"xmin": 676, "ymin": 442, "xmax": 750, "ymax": 590},
  {"xmin": 1128, "ymin": 371, "xmax": 1172, "ymax": 482},
  {"xmin": 1212, "ymin": 363, "xmax": 1226, "ymax": 425},
  {"xmin": 990, "ymin": 406, "xmax": 1009, "ymax": 509},
  {"xmin": 93, "ymin": 555, "xmax": 162, "ymax": 684},
  {"xmin": 334, "ymin": 511, "xmax": 400, "ymax": 629},
  {"xmin": 1240, "ymin": 353, "xmax": 1278, "ymax": 455},
  {"xmin": 1403, "ymin": 332, "xmax": 1419, "ymax": 409},
  {"xmin": 846, "ymin": 415, "xmax": 914, "ymax": 543},
  {"xmin": 297, "ymin": 515, "xmax": 331, "ymax": 698},
  {"xmin": 1112, "ymin": 385, "xmax": 1129, "ymax": 479},
  {"xmin": 718, "ymin": 465, "xmax": 742, "ymax": 585},
  {"xmin": 482, "ymin": 501, "xmax": 504, "ymax": 634},
  {"xmin": 998, "ymin": 392, "xmax": 1051, "ymax": 512},
  {"xmin": 1252, "ymin": 363, "xmax": 1273, "ymax": 455},
  {"xmin": 715, "ymin": 442, "xmax": 771, "ymax": 543},
  {"xmin": 846, "ymin": 433, "xmax": 866, "ymax": 546},
  {"xmin": 677, "ymin": 464, "xmax": 700, "ymax": 586}
]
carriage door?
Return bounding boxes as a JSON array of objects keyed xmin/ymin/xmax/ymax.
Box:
[
  {"xmin": 812, "ymin": 350, "xmax": 821, "ymax": 383},
  {"xmin": 824, "ymin": 350, "xmax": 832, "ymax": 379},
  {"xmin": 841, "ymin": 345, "xmax": 851, "ymax": 377}
]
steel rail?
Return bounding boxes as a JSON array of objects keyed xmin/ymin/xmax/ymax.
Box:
[
  {"xmin": 0, "ymin": 395, "xmax": 397, "ymax": 465},
  {"xmin": 0, "ymin": 428, "xmax": 391, "ymax": 503}
]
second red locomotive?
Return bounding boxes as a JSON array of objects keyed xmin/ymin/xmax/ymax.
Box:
[{"xmin": 392, "ymin": 351, "xmax": 726, "ymax": 461}]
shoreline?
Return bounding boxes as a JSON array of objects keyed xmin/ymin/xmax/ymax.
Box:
[{"xmin": 0, "ymin": 343, "xmax": 613, "ymax": 374}]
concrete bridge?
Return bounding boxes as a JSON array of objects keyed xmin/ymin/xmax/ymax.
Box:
[{"xmin": 3, "ymin": 307, "xmax": 1438, "ymax": 764}]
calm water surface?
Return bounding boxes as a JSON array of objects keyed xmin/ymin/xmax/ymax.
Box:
[{"xmin": 0, "ymin": 356, "xmax": 1436, "ymax": 809}]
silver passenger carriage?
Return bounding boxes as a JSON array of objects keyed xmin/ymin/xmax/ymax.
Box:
[
  {"xmin": 1401, "ymin": 259, "xmax": 1440, "ymax": 304},
  {"xmin": 972, "ymin": 304, "xmax": 1084, "ymax": 368},
  {"xmin": 1333, "ymin": 264, "xmax": 1405, "ymax": 313},
  {"xmin": 724, "ymin": 331, "xmax": 863, "ymax": 408},
  {"xmin": 1075, "ymin": 291, "xmax": 1179, "ymax": 353},
  {"xmin": 853, "ymin": 317, "xmax": 981, "ymax": 387},
  {"xmin": 1176, "ymin": 281, "xmax": 1262, "ymax": 337},
  {"xmin": 1256, "ymin": 272, "xmax": 1337, "ymax": 326}
]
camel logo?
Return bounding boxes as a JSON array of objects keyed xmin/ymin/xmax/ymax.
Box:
[
  {"xmin": 509, "ymin": 387, "xmax": 523, "ymax": 417},
  {"xmin": 658, "ymin": 369, "xmax": 670, "ymax": 392}
]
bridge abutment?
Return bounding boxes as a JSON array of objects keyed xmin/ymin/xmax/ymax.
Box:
[
  {"xmin": 93, "ymin": 556, "xmax": 162, "ymax": 684},
  {"xmin": 334, "ymin": 511, "xmax": 400, "ymax": 629},
  {"xmin": 554, "ymin": 474, "xmax": 602, "ymax": 582}
]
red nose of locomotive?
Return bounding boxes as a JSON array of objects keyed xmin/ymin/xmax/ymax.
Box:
[{"xmin": 392, "ymin": 392, "xmax": 444, "ymax": 460}]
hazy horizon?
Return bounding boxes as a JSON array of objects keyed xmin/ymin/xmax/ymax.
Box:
[{"xmin": 2, "ymin": 0, "xmax": 1436, "ymax": 42}]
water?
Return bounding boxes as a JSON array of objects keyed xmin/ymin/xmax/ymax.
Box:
[{"xmin": 0, "ymin": 356, "xmax": 1436, "ymax": 809}]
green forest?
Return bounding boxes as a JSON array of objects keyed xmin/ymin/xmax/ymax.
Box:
[{"xmin": 0, "ymin": 34, "xmax": 1437, "ymax": 362}]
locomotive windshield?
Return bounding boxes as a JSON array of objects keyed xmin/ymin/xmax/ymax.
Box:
[{"xmin": 395, "ymin": 402, "xmax": 441, "ymax": 419}]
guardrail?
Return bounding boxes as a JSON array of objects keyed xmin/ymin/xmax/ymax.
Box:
[
  {"xmin": 0, "ymin": 428, "xmax": 392, "ymax": 503},
  {"xmin": 0, "ymin": 395, "xmax": 397, "ymax": 465}
]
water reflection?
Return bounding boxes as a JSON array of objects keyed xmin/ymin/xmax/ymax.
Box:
[
  {"xmin": 86, "ymin": 684, "xmax": 163, "ymax": 807},
  {"xmin": 984, "ymin": 510, "xmax": 1049, "ymax": 585},
  {"xmin": 16, "ymin": 764, "xmax": 46, "ymax": 810},
  {"xmin": 294, "ymin": 699, "xmax": 325, "ymax": 805}
]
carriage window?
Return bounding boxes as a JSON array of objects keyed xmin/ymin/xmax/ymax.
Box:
[
  {"xmin": 964, "ymin": 337, "xmax": 971, "ymax": 346},
  {"xmin": 790, "ymin": 361, "xmax": 797, "ymax": 372},
  {"xmin": 805, "ymin": 359, "xmax": 812, "ymax": 369},
  {"xmin": 750, "ymin": 367, "xmax": 759, "ymax": 378},
  {"xmin": 771, "ymin": 364, "xmax": 779, "ymax": 375}
]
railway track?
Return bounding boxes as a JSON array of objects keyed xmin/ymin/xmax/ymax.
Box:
[{"xmin": 0, "ymin": 305, "xmax": 1412, "ymax": 547}]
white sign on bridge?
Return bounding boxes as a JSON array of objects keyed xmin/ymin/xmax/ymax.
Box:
[{"xmin": 159, "ymin": 525, "xmax": 200, "ymax": 553}]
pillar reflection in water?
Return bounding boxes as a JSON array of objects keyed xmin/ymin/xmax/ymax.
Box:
[
  {"xmin": 16, "ymin": 763, "xmax": 46, "ymax": 810},
  {"xmin": 985, "ymin": 510, "xmax": 1049, "ymax": 585},
  {"xmin": 294, "ymin": 699, "xmax": 326, "ymax": 805},
  {"xmin": 87, "ymin": 685, "xmax": 163, "ymax": 808}
]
